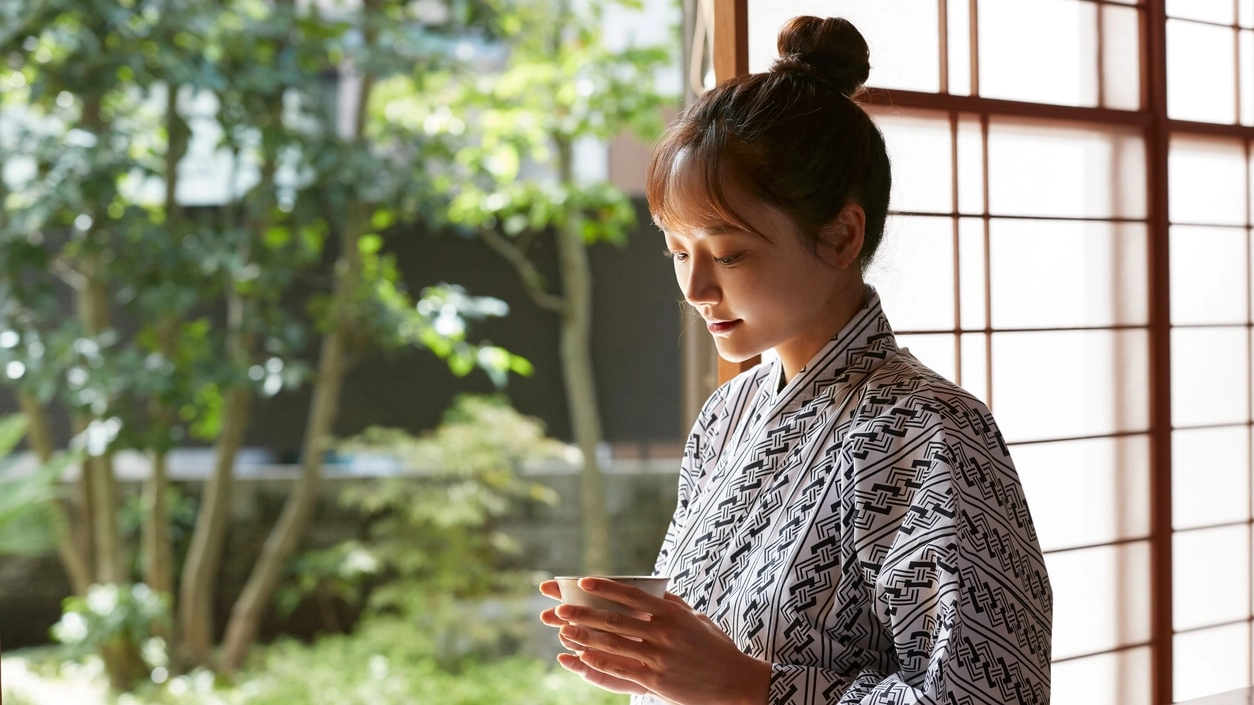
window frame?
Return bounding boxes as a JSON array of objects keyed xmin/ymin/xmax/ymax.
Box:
[{"xmin": 710, "ymin": 1, "xmax": 1254, "ymax": 702}]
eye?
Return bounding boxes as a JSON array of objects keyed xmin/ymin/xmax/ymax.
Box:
[
  {"xmin": 663, "ymin": 248, "xmax": 688, "ymax": 262},
  {"xmin": 715, "ymin": 252, "xmax": 744, "ymax": 266}
]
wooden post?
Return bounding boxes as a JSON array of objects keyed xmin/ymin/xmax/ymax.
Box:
[
  {"xmin": 711, "ymin": 0, "xmax": 748, "ymax": 83},
  {"xmin": 710, "ymin": 0, "xmax": 756, "ymax": 384},
  {"xmin": 1144, "ymin": 1, "xmax": 1174, "ymax": 702}
]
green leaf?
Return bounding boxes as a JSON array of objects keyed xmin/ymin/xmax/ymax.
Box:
[
  {"xmin": 0, "ymin": 414, "xmax": 27, "ymax": 458},
  {"xmin": 300, "ymin": 224, "xmax": 326, "ymax": 254},
  {"xmin": 0, "ymin": 439, "xmax": 80, "ymax": 558},
  {"xmin": 359, "ymin": 234, "xmax": 383, "ymax": 256},
  {"xmin": 447, "ymin": 353, "xmax": 474, "ymax": 377},
  {"xmin": 0, "ymin": 507, "xmax": 57, "ymax": 557},
  {"xmin": 370, "ymin": 209, "xmax": 396, "ymax": 231},
  {"xmin": 265, "ymin": 225, "xmax": 291, "ymax": 248},
  {"xmin": 508, "ymin": 355, "xmax": 534, "ymax": 377}
]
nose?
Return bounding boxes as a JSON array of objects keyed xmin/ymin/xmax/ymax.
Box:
[{"xmin": 679, "ymin": 256, "xmax": 719, "ymax": 307}]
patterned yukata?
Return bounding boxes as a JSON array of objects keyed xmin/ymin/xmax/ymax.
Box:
[{"xmin": 634, "ymin": 289, "xmax": 1052, "ymax": 705}]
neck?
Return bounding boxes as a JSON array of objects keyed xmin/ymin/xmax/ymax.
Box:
[{"xmin": 777, "ymin": 278, "xmax": 867, "ymax": 384}]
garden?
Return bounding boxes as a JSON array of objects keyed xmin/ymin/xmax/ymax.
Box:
[{"xmin": 0, "ymin": 0, "xmax": 673, "ymax": 701}]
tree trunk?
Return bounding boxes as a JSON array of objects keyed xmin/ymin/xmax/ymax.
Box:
[
  {"xmin": 218, "ymin": 0, "xmax": 378, "ymax": 666},
  {"xmin": 87, "ymin": 442, "xmax": 122, "ymax": 587},
  {"xmin": 78, "ymin": 273, "xmax": 125, "ymax": 585},
  {"xmin": 141, "ymin": 450, "xmax": 172, "ymax": 595},
  {"xmin": 554, "ymin": 139, "xmax": 610, "ymax": 576},
  {"xmin": 146, "ymin": 81, "xmax": 185, "ymax": 595},
  {"xmin": 177, "ymin": 34, "xmax": 290, "ymax": 663},
  {"xmin": 141, "ymin": 450, "xmax": 175, "ymax": 656},
  {"xmin": 74, "ymin": 92, "xmax": 125, "ymax": 586},
  {"xmin": 218, "ymin": 241, "xmax": 358, "ymax": 671},
  {"xmin": 17, "ymin": 391, "xmax": 91, "ymax": 595},
  {"xmin": 178, "ymin": 385, "xmax": 250, "ymax": 666}
]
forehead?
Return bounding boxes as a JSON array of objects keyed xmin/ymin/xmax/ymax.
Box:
[{"xmin": 652, "ymin": 147, "xmax": 761, "ymax": 238}]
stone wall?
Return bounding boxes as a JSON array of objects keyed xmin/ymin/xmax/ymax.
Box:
[{"xmin": 0, "ymin": 460, "xmax": 680, "ymax": 650}]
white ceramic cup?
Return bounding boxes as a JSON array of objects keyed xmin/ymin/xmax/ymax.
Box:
[{"xmin": 554, "ymin": 575, "xmax": 670, "ymax": 615}]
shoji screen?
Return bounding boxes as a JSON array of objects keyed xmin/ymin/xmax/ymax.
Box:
[{"xmin": 738, "ymin": 0, "xmax": 1254, "ymax": 702}]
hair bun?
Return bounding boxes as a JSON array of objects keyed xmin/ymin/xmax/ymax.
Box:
[{"xmin": 772, "ymin": 16, "xmax": 870, "ymax": 98}]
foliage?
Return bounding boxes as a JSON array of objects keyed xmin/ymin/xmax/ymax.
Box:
[
  {"xmin": 0, "ymin": 0, "xmax": 236, "ymax": 445},
  {"xmin": 273, "ymin": 540, "xmax": 378, "ymax": 632},
  {"xmin": 0, "ymin": 0, "xmax": 526, "ymax": 455},
  {"xmin": 400, "ymin": 0, "xmax": 674, "ymax": 576},
  {"xmin": 108, "ymin": 629, "xmax": 626, "ymax": 705},
  {"xmin": 268, "ymin": 395, "xmax": 562, "ymax": 663},
  {"xmin": 419, "ymin": 0, "xmax": 672, "ymax": 247},
  {"xmin": 51, "ymin": 583, "xmax": 171, "ymax": 691},
  {"xmin": 0, "ymin": 0, "xmax": 535, "ymax": 677},
  {"xmin": 0, "ymin": 414, "xmax": 81, "ymax": 557},
  {"xmin": 120, "ymin": 486, "xmax": 199, "ymax": 582},
  {"xmin": 0, "ymin": 687, "xmax": 39, "ymax": 705},
  {"xmin": 336, "ymin": 395, "xmax": 562, "ymax": 609},
  {"xmin": 7, "ymin": 620, "xmax": 626, "ymax": 705},
  {"xmin": 0, "ymin": 0, "xmax": 675, "ymax": 682},
  {"xmin": 412, "ymin": 285, "xmax": 534, "ymax": 385}
]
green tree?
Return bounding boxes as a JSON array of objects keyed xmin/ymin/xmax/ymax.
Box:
[
  {"xmin": 415, "ymin": 0, "xmax": 672, "ymax": 573},
  {"xmin": 0, "ymin": 0, "xmax": 526, "ymax": 683},
  {"xmin": 0, "ymin": 0, "xmax": 223, "ymax": 594},
  {"xmin": 212, "ymin": 0, "xmax": 531, "ymax": 672},
  {"xmin": 0, "ymin": 415, "xmax": 81, "ymax": 558}
]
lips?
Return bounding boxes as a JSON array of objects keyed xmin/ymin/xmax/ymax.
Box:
[{"xmin": 706, "ymin": 319, "xmax": 741, "ymax": 334}]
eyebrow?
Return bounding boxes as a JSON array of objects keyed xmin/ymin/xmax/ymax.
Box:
[{"xmin": 666, "ymin": 224, "xmax": 752, "ymax": 240}]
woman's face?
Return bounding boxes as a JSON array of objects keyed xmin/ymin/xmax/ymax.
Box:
[{"xmin": 662, "ymin": 180, "xmax": 866, "ymax": 381}]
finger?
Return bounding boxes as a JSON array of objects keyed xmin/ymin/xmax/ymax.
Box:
[
  {"xmin": 578, "ymin": 648, "xmax": 653, "ymax": 691},
  {"xmin": 560, "ymin": 624, "xmax": 653, "ymax": 663},
  {"xmin": 558, "ymin": 633, "xmax": 583, "ymax": 653},
  {"xmin": 663, "ymin": 591, "xmax": 691, "ymax": 607},
  {"xmin": 554, "ymin": 604, "xmax": 650, "ymax": 639},
  {"xmin": 557, "ymin": 653, "xmax": 650, "ymax": 696},
  {"xmin": 539, "ymin": 580, "xmax": 562, "ymax": 601},
  {"xmin": 540, "ymin": 608, "xmax": 568, "ymax": 627},
  {"xmin": 662, "ymin": 591, "xmax": 714, "ymax": 628},
  {"xmin": 578, "ymin": 578, "xmax": 669, "ymax": 613}
]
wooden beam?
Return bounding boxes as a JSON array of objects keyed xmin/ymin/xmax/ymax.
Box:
[
  {"xmin": 1144, "ymin": 1, "xmax": 1174, "ymax": 703},
  {"xmin": 711, "ymin": 0, "xmax": 748, "ymax": 83},
  {"xmin": 711, "ymin": 0, "xmax": 756, "ymax": 384}
]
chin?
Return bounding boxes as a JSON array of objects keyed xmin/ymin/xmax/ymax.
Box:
[{"xmin": 712, "ymin": 341, "xmax": 767, "ymax": 364}]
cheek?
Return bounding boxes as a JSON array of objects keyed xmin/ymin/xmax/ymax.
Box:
[
  {"xmin": 751, "ymin": 262, "xmax": 837, "ymax": 312},
  {"xmin": 671, "ymin": 262, "xmax": 687, "ymax": 292}
]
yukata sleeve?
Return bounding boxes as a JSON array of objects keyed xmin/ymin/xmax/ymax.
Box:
[
  {"xmin": 631, "ymin": 387, "xmax": 737, "ymax": 705},
  {"xmin": 652, "ymin": 383, "xmax": 730, "ymax": 575},
  {"xmin": 768, "ymin": 409, "xmax": 1052, "ymax": 705}
]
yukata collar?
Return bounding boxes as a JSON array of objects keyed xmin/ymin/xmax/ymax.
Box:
[{"xmin": 766, "ymin": 285, "xmax": 900, "ymax": 405}]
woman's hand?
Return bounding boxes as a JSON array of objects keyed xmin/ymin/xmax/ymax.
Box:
[
  {"xmin": 540, "ymin": 578, "xmax": 771, "ymax": 705},
  {"xmin": 538, "ymin": 579, "xmax": 651, "ymax": 696}
]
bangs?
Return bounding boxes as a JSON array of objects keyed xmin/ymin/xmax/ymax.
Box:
[{"xmin": 645, "ymin": 122, "xmax": 761, "ymax": 238}]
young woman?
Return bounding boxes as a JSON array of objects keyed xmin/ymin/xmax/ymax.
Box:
[{"xmin": 539, "ymin": 15, "xmax": 1052, "ymax": 704}]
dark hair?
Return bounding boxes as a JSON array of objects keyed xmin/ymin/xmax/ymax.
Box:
[{"xmin": 646, "ymin": 16, "xmax": 892, "ymax": 268}]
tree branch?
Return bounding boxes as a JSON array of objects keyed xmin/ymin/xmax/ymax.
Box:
[
  {"xmin": 517, "ymin": 228, "xmax": 537, "ymax": 257},
  {"xmin": 479, "ymin": 228, "xmax": 566, "ymax": 313},
  {"xmin": 51, "ymin": 256, "xmax": 87, "ymax": 292}
]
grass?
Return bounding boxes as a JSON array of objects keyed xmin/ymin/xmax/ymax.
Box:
[{"xmin": 1, "ymin": 639, "xmax": 625, "ymax": 705}]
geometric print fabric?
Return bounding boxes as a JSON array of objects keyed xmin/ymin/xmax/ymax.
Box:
[{"xmin": 633, "ymin": 288, "xmax": 1052, "ymax": 705}]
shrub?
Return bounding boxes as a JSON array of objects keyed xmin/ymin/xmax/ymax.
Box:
[
  {"xmin": 276, "ymin": 394, "xmax": 562, "ymax": 664},
  {"xmin": 51, "ymin": 583, "xmax": 170, "ymax": 692},
  {"xmin": 118, "ymin": 625, "xmax": 624, "ymax": 705}
]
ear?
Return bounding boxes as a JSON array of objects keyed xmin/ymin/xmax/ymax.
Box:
[{"xmin": 818, "ymin": 203, "xmax": 866, "ymax": 270}]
